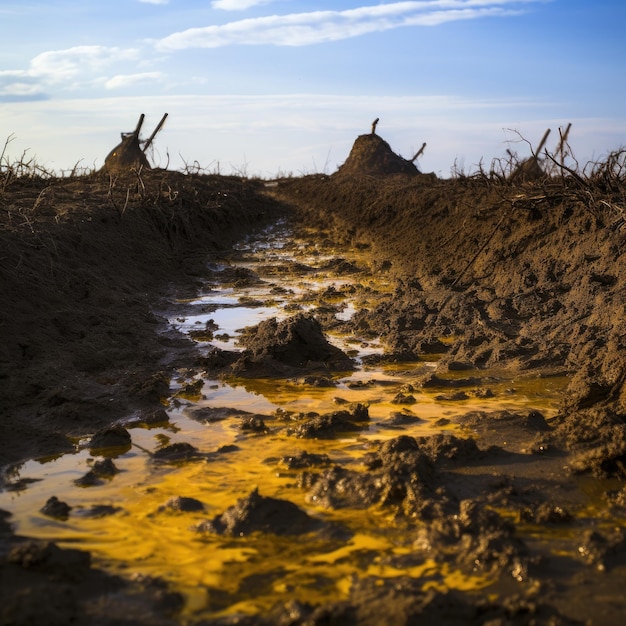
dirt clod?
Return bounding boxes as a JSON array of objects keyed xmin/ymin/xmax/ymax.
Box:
[
  {"xmin": 195, "ymin": 488, "xmax": 332, "ymax": 537},
  {"xmin": 40, "ymin": 496, "xmax": 72, "ymax": 520}
]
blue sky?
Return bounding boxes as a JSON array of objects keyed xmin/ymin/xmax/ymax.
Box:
[{"xmin": 1, "ymin": 0, "xmax": 624, "ymax": 177}]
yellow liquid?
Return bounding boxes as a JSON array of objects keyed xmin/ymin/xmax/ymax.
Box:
[{"xmin": 0, "ymin": 223, "xmax": 569, "ymax": 621}]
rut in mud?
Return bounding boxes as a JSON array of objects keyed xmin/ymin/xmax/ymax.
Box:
[
  {"xmin": 0, "ymin": 222, "xmax": 563, "ymax": 619},
  {"xmin": 2, "ymin": 218, "xmax": 626, "ymax": 626},
  {"xmin": 2, "ymin": 139, "xmax": 626, "ymax": 625}
]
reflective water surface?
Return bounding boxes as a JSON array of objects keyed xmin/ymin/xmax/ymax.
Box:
[{"xmin": 0, "ymin": 221, "xmax": 569, "ymax": 621}]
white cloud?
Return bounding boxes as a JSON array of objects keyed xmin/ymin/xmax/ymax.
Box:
[
  {"xmin": 0, "ymin": 46, "xmax": 142, "ymax": 98},
  {"xmin": 104, "ymin": 72, "xmax": 165, "ymax": 89},
  {"xmin": 212, "ymin": 0, "xmax": 279, "ymax": 9},
  {"xmin": 29, "ymin": 46, "xmax": 140, "ymax": 83},
  {"xmin": 138, "ymin": 0, "xmax": 170, "ymax": 4},
  {"xmin": 156, "ymin": 1, "xmax": 543, "ymax": 49},
  {"xmin": 0, "ymin": 74, "xmax": 44, "ymax": 98}
]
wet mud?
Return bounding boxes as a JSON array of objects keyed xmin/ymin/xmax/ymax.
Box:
[{"xmin": 2, "ymin": 142, "xmax": 626, "ymax": 625}]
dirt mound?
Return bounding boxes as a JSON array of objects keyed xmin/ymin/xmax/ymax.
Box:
[
  {"xmin": 103, "ymin": 132, "xmax": 150, "ymax": 172},
  {"xmin": 334, "ymin": 133, "xmax": 420, "ymax": 178},
  {"xmin": 232, "ymin": 313, "xmax": 355, "ymax": 375},
  {"xmin": 103, "ymin": 113, "xmax": 167, "ymax": 172},
  {"xmin": 194, "ymin": 488, "xmax": 345, "ymax": 538},
  {"xmin": 509, "ymin": 156, "xmax": 546, "ymax": 182}
]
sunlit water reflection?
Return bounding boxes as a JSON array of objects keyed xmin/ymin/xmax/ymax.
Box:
[{"xmin": 0, "ymin": 220, "xmax": 568, "ymax": 621}]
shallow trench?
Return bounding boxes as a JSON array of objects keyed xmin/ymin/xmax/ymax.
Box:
[{"xmin": 0, "ymin": 219, "xmax": 603, "ymax": 622}]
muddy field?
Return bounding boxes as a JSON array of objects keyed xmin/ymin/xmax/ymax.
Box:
[{"xmin": 1, "ymin": 136, "xmax": 626, "ymax": 625}]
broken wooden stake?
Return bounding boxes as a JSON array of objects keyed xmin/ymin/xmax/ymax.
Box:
[
  {"xmin": 557, "ymin": 122, "xmax": 572, "ymax": 164},
  {"xmin": 143, "ymin": 113, "xmax": 168, "ymax": 154},
  {"xmin": 411, "ymin": 142, "xmax": 427, "ymax": 163},
  {"xmin": 131, "ymin": 113, "xmax": 145, "ymax": 138},
  {"xmin": 534, "ymin": 128, "xmax": 551, "ymax": 157}
]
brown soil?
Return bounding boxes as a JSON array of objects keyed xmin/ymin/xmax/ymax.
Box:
[
  {"xmin": 2, "ymin": 134, "xmax": 626, "ymax": 624},
  {"xmin": 0, "ymin": 169, "xmax": 285, "ymax": 468}
]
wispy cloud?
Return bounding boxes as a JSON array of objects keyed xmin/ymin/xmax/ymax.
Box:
[
  {"xmin": 0, "ymin": 45, "xmax": 140, "ymax": 99},
  {"xmin": 212, "ymin": 0, "xmax": 280, "ymax": 9},
  {"xmin": 156, "ymin": 1, "xmax": 542, "ymax": 50},
  {"xmin": 138, "ymin": 0, "xmax": 170, "ymax": 5},
  {"xmin": 28, "ymin": 47, "xmax": 140, "ymax": 83},
  {"xmin": 0, "ymin": 73, "xmax": 46, "ymax": 99},
  {"xmin": 104, "ymin": 72, "xmax": 165, "ymax": 90}
]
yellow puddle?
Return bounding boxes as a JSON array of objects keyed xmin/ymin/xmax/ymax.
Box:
[
  {"xmin": 0, "ymin": 410, "xmax": 501, "ymax": 621},
  {"xmin": 0, "ymin": 222, "xmax": 568, "ymax": 621}
]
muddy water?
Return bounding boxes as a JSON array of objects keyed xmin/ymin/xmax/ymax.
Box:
[{"xmin": 0, "ymin": 221, "xmax": 568, "ymax": 621}]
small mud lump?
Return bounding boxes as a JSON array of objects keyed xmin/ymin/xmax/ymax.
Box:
[
  {"xmin": 74, "ymin": 458, "xmax": 120, "ymax": 486},
  {"xmin": 157, "ymin": 496, "xmax": 205, "ymax": 513},
  {"xmin": 40, "ymin": 496, "xmax": 72, "ymax": 520},
  {"xmin": 151, "ymin": 442, "xmax": 201, "ymax": 463},
  {"xmin": 290, "ymin": 404, "xmax": 369, "ymax": 438},
  {"xmin": 88, "ymin": 426, "xmax": 131, "ymax": 454},
  {"xmin": 195, "ymin": 488, "xmax": 323, "ymax": 537}
]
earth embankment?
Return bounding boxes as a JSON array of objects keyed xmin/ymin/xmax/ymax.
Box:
[
  {"xmin": 273, "ymin": 165, "xmax": 626, "ymax": 481},
  {"xmin": 275, "ymin": 170, "xmax": 626, "ymax": 402},
  {"xmin": 0, "ymin": 169, "xmax": 287, "ymax": 467}
]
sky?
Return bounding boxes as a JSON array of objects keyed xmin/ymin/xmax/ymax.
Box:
[{"xmin": 1, "ymin": 0, "xmax": 625, "ymax": 178}]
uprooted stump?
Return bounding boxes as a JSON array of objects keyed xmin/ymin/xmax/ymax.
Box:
[
  {"xmin": 508, "ymin": 128, "xmax": 551, "ymax": 183},
  {"xmin": 334, "ymin": 133, "xmax": 421, "ymax": 178}
]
